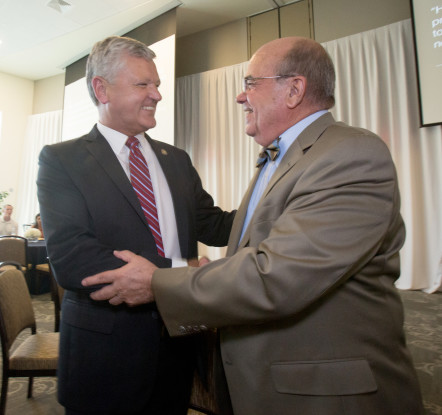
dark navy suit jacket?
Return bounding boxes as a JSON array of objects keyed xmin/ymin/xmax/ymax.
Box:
[{"xmin": 37, "ymin": 125, "xmax": 234, "ymax": 412}]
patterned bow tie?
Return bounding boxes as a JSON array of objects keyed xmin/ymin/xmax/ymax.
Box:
[{"xmin": 256, "ymin": 138, "xmax": 281, "ymax": 168}]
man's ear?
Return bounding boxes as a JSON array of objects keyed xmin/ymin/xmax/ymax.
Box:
[
  {"xmin": 92, "ymin": 76, "xmax": 109, "ymax": 104},
  {"xmin": 287, "ymin": 76, "xmax": 306, "ymax": 109}
]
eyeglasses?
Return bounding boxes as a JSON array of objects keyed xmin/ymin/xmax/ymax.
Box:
[{"xmin": 242, "ymin": 75, "xmax": 298, "ymax": 92}]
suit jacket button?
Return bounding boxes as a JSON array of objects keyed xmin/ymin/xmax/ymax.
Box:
[{"xmin": 178, "ymin": 326, "xmax": 187, "ymax": 333}]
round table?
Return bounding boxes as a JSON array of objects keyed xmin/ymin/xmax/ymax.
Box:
[{"xmin": 27, "ymin": 239, "xmax": 47, "ymax": 266}]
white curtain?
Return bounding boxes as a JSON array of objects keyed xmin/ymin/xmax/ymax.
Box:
[
  {"xmin": 176, "ymin": 62, "xmax": 259, "ymax": 260},
  {"xmin": 176, "ymin": 19, "xmax": 442, "ymax": 292},
  {"xmin": 16, "ymin": 110, "xmax": 62, "ymax": 232},
  {"xmin": 323, "ymin": 20, "xmax": 442, "ymax": 293}
]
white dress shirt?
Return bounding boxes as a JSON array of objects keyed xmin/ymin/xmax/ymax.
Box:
[{"xmin": 97, "ymin": 123, "xmax": 187, "ymax": 267}]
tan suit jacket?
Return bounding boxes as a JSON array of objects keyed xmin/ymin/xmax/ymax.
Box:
[{"xmin": 153, "ymin": 113, "xmax": 424, "ymax": 415}]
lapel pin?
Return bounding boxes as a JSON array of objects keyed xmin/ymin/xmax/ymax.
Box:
[{"xmin": 161, "ymin": 149, "xmax": 168, "ymax": 155}]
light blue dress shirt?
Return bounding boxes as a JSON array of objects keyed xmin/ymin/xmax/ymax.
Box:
[{"xmin": 239, "ymin": 110, "xmax": 328, "ymax": 242}]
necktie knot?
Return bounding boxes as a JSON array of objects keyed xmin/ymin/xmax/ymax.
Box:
[
  {"xmin": 256, "ymin": 137, "xmax": 281, "ymax": 168},
  {"xmin": 126, "ymin": 136, "xmax": 140, "ymax": 149}
]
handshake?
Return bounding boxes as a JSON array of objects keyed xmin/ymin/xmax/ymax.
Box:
[{"xmin": 82, "ymin": 250, "xmax": 209, "ymax": 306}]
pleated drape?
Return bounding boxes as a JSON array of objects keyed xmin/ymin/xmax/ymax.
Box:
[
  {"xmin": 16, "ymin": 110, "xmax": 62, "ymax": 230},
  {"xmin": 176, "ymin": 62, "xmax": 259, "ymax": 261}
]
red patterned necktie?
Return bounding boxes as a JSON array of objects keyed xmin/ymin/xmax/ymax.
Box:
[{"xmin": 126, "ymin": 136, "xmax": 165, "ymax": 257}]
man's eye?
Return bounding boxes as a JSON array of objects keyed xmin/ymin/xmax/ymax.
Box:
[{"xmin": 135, "ymin": 82, "xmax": 160, "ymax": 89}]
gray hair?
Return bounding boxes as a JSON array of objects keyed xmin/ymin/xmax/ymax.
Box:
[
  {"xmin": 276, "ymin": 38, "xmax": 335, "ymax": 109},
  {"xmin": 86, "ymin": 36, "xmax": 156, "ymax": 106}
]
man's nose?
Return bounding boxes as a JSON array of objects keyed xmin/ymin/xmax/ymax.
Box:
[
  {"xmin": 236, "ymin": 91, "xmax": 246, "ymax": 104},
  {"xmin": 150, "ymin": 85, "xmax": 162, "ymax": 101}
]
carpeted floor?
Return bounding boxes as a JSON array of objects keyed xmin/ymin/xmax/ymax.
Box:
[
  {"xmin": 1, "ymin": 289, "xmax": 441, "ymax": 414},
  {"xmin": 401, "ymin": 289, "xmax": 442, "ymax": 415}
]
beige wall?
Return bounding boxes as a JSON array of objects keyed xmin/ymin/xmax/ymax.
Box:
[
  {"xmin": 248, "ymin": 9, "xmax": 280, "ymax": 58},
  {"xmin": 33, "ymin": 74, "xmax": 65, "ymax": 115},
  {"xmin": 0, "ymin": 72, "xmax": 64, "ymax": 208},
  {"xmin": 313, "ymin": 0, "xmax": 411, "ymax": 43},
  {"xmin": 176, "ymin": 18, "xmax": 248, "ymax": 78},
  {"xmin": 249, "ymin": 0, "xmax": 313, "ymax": 56},
  {"xmin": 0, "ymin": 72, "xmax": 34, "ymax": 207},
  {"xmin": 175, "ymin": 0, "xmax": 411, "ymax": 77}
]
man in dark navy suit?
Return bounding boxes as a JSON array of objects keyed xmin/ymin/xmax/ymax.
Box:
[{"xmin": 37, "ymin": 35, "xmax": 234, "ymax": 415}]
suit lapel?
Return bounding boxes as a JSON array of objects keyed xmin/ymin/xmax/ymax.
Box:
[
  {"xmin": 230, "ymin": 113, "xmax": 335, "ymax": 252},
  {"xmin": 85, "ymin": 126, "xmax": 148, "ymax": 226},
  {"xmin": 226, "ymin": 168, "xmax": 261, "ymax": 256},
  {"xmin": 146, "ymin": 135, "xmax": 183, "ymax": 214},
  {"xmin": 146, "ymin": 135, "xmax": 174, "ymax": 180},
  {"xmin": 264, "ymin": 112, "xmax": 334, "ymax": 197}
]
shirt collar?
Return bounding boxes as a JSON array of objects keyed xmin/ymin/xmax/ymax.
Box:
[
  {"xmin": 97, "ymin": 122, "xmax": 145, "ymax": 154},
  {"xmin": 278, "ymin": 110, "xmax": 328, "ymax": 159}
]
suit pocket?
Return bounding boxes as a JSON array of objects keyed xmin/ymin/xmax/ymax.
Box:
[
  {"xmin": 63, "ymin": 298, "xmax": 115, "ymax": 334},
  {"xmin": 271, "ymin": 358, "xmax": 377, "ymax": 396}
]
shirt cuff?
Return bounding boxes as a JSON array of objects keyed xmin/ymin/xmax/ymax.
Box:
[{"xmin": 171, "ymin": 258, "xmax": 188, "ymax": 268}]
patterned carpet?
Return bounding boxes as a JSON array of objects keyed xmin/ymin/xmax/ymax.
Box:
[
  {"xmin": 1, "ymin": 290, "xmax": 440, "ymax": 415},
  {"xmin": 401, "ymin": 289, "xmax": 442, "ymax": 415}
]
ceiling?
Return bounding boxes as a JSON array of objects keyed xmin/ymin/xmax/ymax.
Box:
[{"xmin": 0, "ymin": 0, "xmax": 294, "ymax": 81}]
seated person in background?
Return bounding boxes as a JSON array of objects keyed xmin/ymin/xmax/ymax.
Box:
[
  {"xmin": 0, "ymin": 204, "xmax": 18, "ymax": 235},
  {"xmin": 31, "ymin": 213, "xmax": 44, "ymax": 238}
]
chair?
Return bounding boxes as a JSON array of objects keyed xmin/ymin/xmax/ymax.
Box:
[
  {"xmin": 0, "ymin": 236, "xmax": 29, "ymax": 276},
  {"xmin": 0, "ymin": 261, "xmax": 23, "ymax": 273},
  {"xmin": 35, "ymin": 263, "xmax": 64, "ymax": 332},
  {"xmin": 0, "ymin": 268, "xmax": 59, "ymax": 414}
]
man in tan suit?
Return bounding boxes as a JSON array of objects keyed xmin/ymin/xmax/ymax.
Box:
[{"xmin": 83, "ymin": 37, "xmax": 424, "ymax": 415}]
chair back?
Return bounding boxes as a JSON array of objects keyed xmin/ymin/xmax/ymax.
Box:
[
  {"xmin": 0, "ymin": 269, "xmax": 35, "ymax": 352},
  {"xmin": 0, "ymin": 236, "xmax": 28, "ymax": 268},
  {"xmin": 0, "ymin": 261, "xmax": 22, "ymax": 274}
]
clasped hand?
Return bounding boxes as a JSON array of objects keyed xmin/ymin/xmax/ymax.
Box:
[
  {"xmin": 82, "ymin": 250, "xmax": 157, "ymax": 306},
  {"xmin": 82, "ymin": 250, "xmax": 210, "ymax": 306}
]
